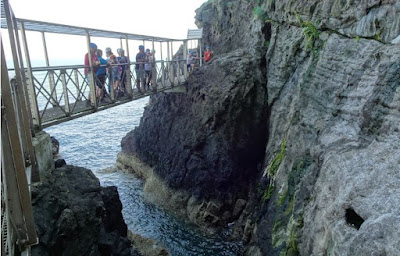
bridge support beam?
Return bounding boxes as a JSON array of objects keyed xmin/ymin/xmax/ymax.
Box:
[
  {"xmin": 42, "ymin": 32, "xmax": 57, "ymax": 107},
  {"xmin": 4, "ymin": 1, "xmax": 38, "ymax": 183},
  {"xmin": 20, "ymin": 21, "xmax": 41, "ymax": 129},
  {"xmin": 1, "ymin": 34, "xmax": 38, "ymax": 250}
]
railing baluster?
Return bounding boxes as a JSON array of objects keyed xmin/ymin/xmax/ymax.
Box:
[
  {"xmin": 161, "ymin": 60, "xmax": 165, "ymax": 88},
  {"xmin": 74, "ymin": 69, "xmax": 81, "ymax": 101},
  {"xmin": 61, "ymin": 69, "xmax": 70, "ymax": 115},
  {"xmin": 176, "ymin": 59, "xmax": 181, "ymax": 84},
  {"xmin": 109, "ymin": 66, "xmax": 115, "ymax": 101},
  {"xmin": 183, "ymin": 40, "xmax": 188, "ymax": 80},
  {"xmin": 170, "ymin": 42, "xmax": 175, "ymax": 87}
]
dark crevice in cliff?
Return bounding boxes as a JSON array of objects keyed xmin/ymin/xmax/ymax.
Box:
[{"xmin": 345, "ymin": 208, "xmax": 364, "ymax": 230}]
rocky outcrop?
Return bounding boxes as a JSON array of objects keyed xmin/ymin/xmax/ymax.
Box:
[
  {"xmin": 120, "ymin": 0, "xmax": 400, "ymax": 255},
  {"xmin": 31, "ymin": 166, "xmax": 137, "ymax": 256},
  {"xmin": 121, "ymin": 47, "xmax": 268, "ymax": 228}
]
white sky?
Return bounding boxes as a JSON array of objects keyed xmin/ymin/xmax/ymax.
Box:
[{"xmin": 3, "ymin": 0, "xmax": 207, "ymax": 66}]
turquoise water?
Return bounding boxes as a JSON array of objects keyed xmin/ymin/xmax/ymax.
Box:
[{"xmin": 44, "ymin": 97, "xmax": 243, "ymax": 256}]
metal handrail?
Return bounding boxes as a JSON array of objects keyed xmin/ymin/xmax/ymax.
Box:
[{"xmin": 7, "ymin": 59, "xmax": 188, "ymax": 127}]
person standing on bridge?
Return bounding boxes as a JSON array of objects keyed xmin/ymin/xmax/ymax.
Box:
[
  {"xmin": 135, "ymin": 45, "xmax": 147, "ymax": 94},
  {"xmin": 105, "ymin": 47, "xmax": 113, "ymax": 93},
  {"xmin": 84, "ymin": 43, "xmax": 100, "ymax": 80},
  {"xmin": 109, "ymin": 54, "xmax": 122, "ymax": 98},
  {"xmin": 117, "ymin": 48, "xmax": 129, "ymax": 95},
  {"xmin": 95, "ymin": 49, "xmax": 109, "ymax": 102},
  {"xmin": 187, "ymin": 51, "xmax": 195, "ymax": 72},
  {"xmin": 204, "ymin": 46, "xmax": 212, "ymax": 63},
  {"xmin": 84, "ymin": 43, "xmax": 100, "ymax": 104},
  {"xmin": 144, "ymin": 49, "xmax": 154, "ymax": 91}
]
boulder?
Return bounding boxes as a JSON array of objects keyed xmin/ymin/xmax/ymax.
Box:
[{"xmin": 31, "ymin": 166, "xmax": 134, "ymax": 256}]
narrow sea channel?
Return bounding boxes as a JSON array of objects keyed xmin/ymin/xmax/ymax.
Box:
[{"xmin": 44, "ymin": 97, "xmax": 243, "ymax": 256}]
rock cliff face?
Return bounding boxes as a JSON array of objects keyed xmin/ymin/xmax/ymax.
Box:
[
  {"xmin": 31, "ymin": 165, "xmax": 137, "ymax": 256},
  {"xmin": 120, "ymin": 0, "xmax": 400, "ymax": 255}
]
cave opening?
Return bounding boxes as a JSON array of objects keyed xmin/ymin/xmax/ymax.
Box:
[{"xmin": 345, "ymin": 208, "xmax": 364, "ymax": 230}]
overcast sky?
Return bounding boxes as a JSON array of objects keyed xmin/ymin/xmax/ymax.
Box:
[{"xmin": 3, "ymin": 0, "xmax": 207, "ymax": 65}]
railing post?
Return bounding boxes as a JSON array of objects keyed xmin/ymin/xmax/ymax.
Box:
[
  {"xmin": 85, "ymin": 30, "xmax": 97, "ymax": 110},
  {"xmin": 12, "ymin": 15, "xmax": 35, "ymax": 133},
  {"xmin": 60, "ymin": 69, "xmax": 70, "ymax": 115},
  {"xmin": 74, "ymin": 69, "xmax": 82, "ymax": 101},
  {"xmin": 108, "ymin": 66, "xmax": 115, "ymax": 101},
  {"xmin": 199, "ymin": 39, "xmax": 203, "ymax": 67},
  {"xmin": 125, "ymin": 35, "xmax": 133, "ymax": 98},
  {"xmin": 160, "ymin": 42, "xmax": 164, "ymax": 87},
  {"xmin": 42, "ymin": 32, "xmax": 57, "ymax": 107},
  {"xmin": 20, "ymin": 21, "xmax": 41, "ymax": 129},
  {"xmin": 4, "ymin": 2, "xmax": 37, "ymax": 180},
  {"xmin": 169, "ymin": 41, "xmax": 175, "ymax": 87},
  {"xmin": 176, "ymin": 56, "xmax": 181, "ymax": 84},
  {"xmin": 183, "ymin": 40, "xmax": 188, "ymax": 80},
  {"xmin": 151, "ymin": 39, "xmax": 157, "ymax": 91},
  {"xmin": 1, "ymin": 35, "xmax": 38, "ymax": 248}
]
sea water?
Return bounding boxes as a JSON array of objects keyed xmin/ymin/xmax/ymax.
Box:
[{"xmin": 44, "ymin": 97, "xmax": 243, "ymax": 256}]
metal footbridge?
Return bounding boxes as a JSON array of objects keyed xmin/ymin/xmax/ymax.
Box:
[
  {"xmin": 1, "ymin": 0, "xmax": 204, "ymax": 254},
  {"xmin": 2, "ymin": 11, "xmax": 204, "ymax": 129}
]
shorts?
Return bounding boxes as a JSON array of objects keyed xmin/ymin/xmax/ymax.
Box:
[
  {"xmin": 112, "ymin": 69, "xmax": 120, "ymax": 81},
  {"xmin": 96, "ymin": 74, "xmax": 106, "ymax": 88},
  {"xmin": 135, "ymin": 69, "xmax": 145, "ymax": 80}
]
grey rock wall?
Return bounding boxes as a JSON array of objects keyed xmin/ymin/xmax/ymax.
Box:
[
  {"xmin": 122, "ymin": 49, "xmax": 268, "ymax": 213},
  {"xmin": 248, "ymin": 0, "xmax": 400, "ymax": 255},
  {"xmin": 120, "ymin": 0, "xmax": 400, "ymax": 255}
]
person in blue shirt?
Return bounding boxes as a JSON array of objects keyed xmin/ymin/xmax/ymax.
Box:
[{"xmin": 95, "ymin": 49, "xmax": 108, "ymax": 102}]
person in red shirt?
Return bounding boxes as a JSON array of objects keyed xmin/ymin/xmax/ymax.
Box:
[
  {"xmin": 84, "ymin": 43, "xmax": 100, "ymax": 77},
  {"xmin": 204, "ymin": 46, "xmax": 212, "ymax": 63}
]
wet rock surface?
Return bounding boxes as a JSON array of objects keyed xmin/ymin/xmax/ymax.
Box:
[{"xmin": 31, "ymin": 166, "xmax": 138, "ymax": 256}]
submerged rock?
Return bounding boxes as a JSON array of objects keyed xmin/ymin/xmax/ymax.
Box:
[{"xmin": 31, "ymin": 165, "xmax": 137, "ymax": 256}]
